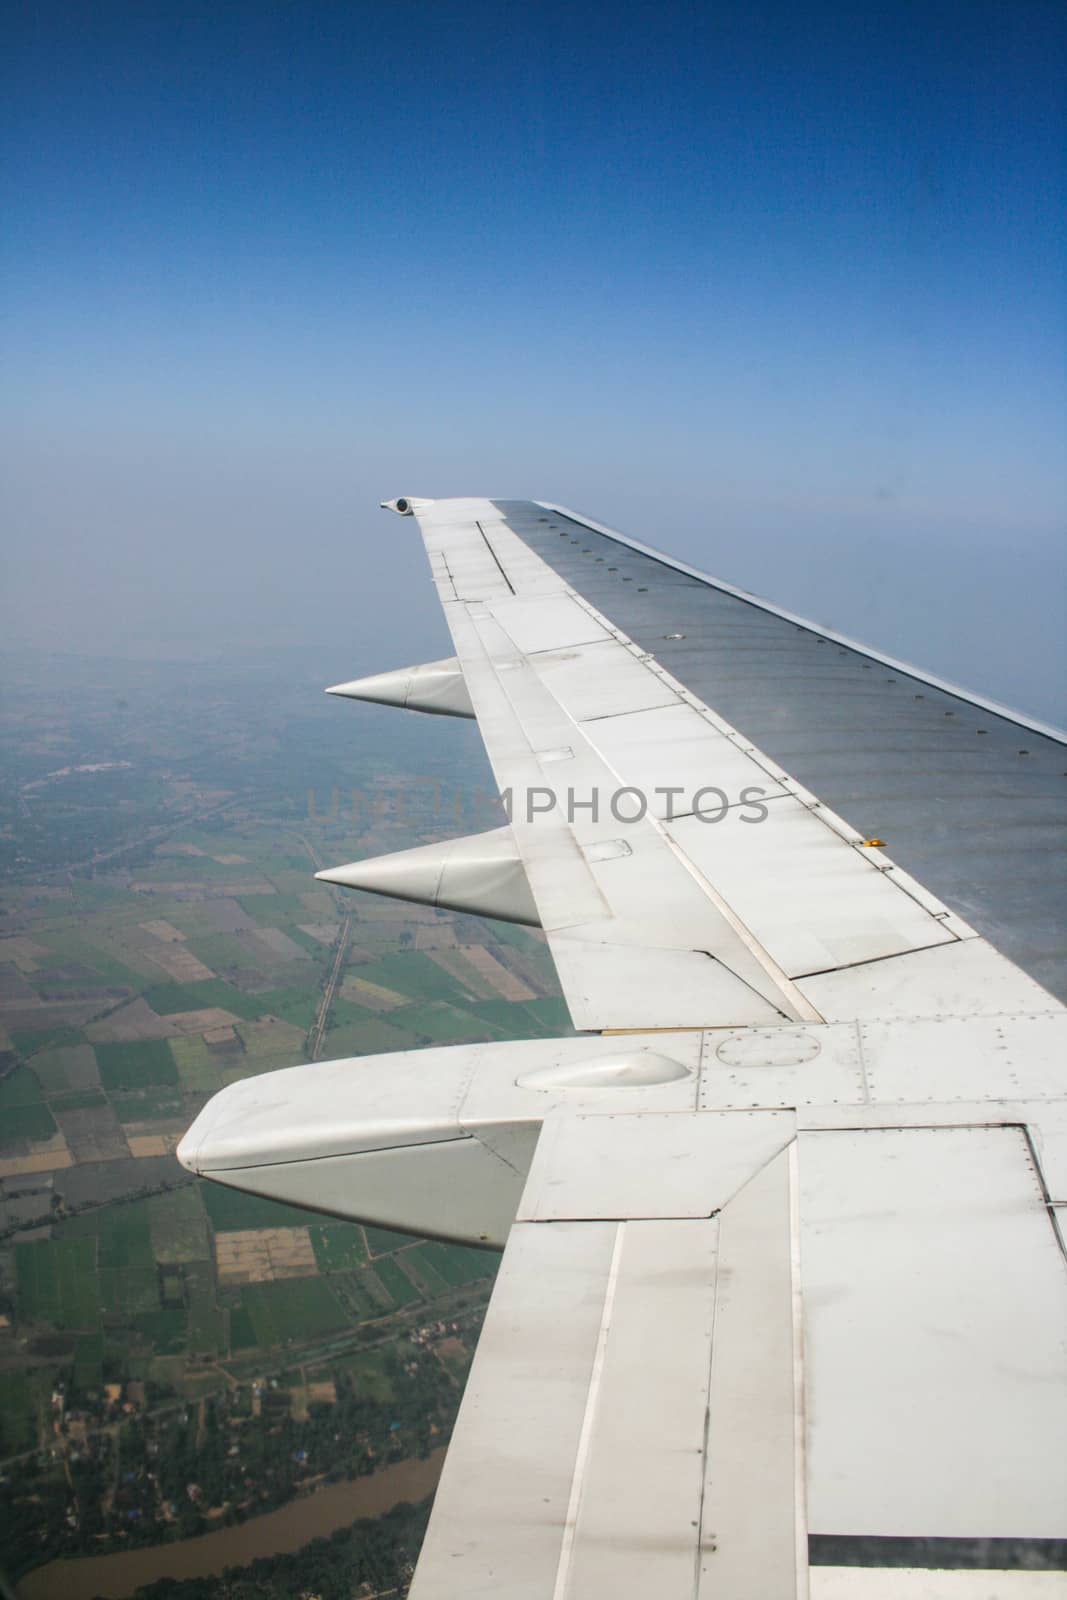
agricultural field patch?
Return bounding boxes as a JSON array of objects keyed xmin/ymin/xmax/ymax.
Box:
[
  {"xmin": 403, "ymin": 1243, "xmax": 450, "ymax": 1296},
  {"xmin": 0, "ymin": 1135, "xmax": 72, "ymax": 1178},
  {"xmin": 0, "ymin": 1067, "xmax": 59, "ymax": 1144},
  {"xmin": 239, "ymin": 1276, "xmax": 348, "ymax": 1347},
  {"xmin": 390, "ymin": 1000, "xmax": 508, "ymax": 1045},
  {"xmin": 109, "ymin": 1085, "xmax": 185, "ymax": 1123},
  {"xmin": 248, "ymin": 927, "xmax": 312, "ymax": 964},
  {"xmin": 460, "ymin": 944, "xmax": 538, "ymax": 1000},
  {"xmin": 168, "ymin": 1035, "xmax": 218, "ymax": 1090},
  {"xmin": 215, "ymin": 1227, "xmax": 317, "ymax": 1284},
  {"xmin": 34, "ymin": 932, "xmax": 144, "ymax": 992},
  {"xmin": 0, "ymin": 1369, "xmax": 48, "ymax": 1453},
  {"xmin": 53, "ymin": 1101, "xmax": 130, "ymax": 1161},
  {"xmin": 355, "ymin": 952, "xmax": 479, "ymax": 1006},
  {"xmin": 234, "ymin": 1016, "xmax": 305, "ymax": 1070},
  {"xmin": 198, "ymin": 898, "xmax": 258, "ymax": 933},
  {"xmin": 256, "ymin": 987, "xmax": 318, "ymax": 1029},
  {"xmin": 310, "ymin": 1224, "xmax": 368, "ymax": 1273},
  {"xmin": 72, "ymin": 1330, "xmax": 105, "ymax": 1391},
  {"xmin": 339, "ymin": 975, "xmax": 408, "ymax": 1011},
  {"xmin": 85, "ymin": 998, "xmax": 173, "ymax": 1044},
  {"xmin": 0, "ymin": 1064, "xmax": 47, "ymax": 1108},
  {"xmin": 31, "ymin": 1043, "xmax": 100, "ymax": 1094},
  {"xmin": 17, "ymin": 1235, "xmax": 100, "ymax": 1329},
  {"xmin": 369, "ymin": 1253, "xmax": 420, "ymax": 1309},
  {"xmin": 187, "ymin": 1299, "xmax": 225, "ymax": 1357},
  {"xmin": 136, "ymin": 1308, "xmax": 187, "ymax": 1354},
  {"xmin": 99, "ymin": 1265, "xmax": 160, "ymax": 1315},
  {"xmin": 0, "ymin": 937, "xmax": 48, "ymax": 971},
  {"xmin": 94, "ymin": 1038, "xmax": 179, "ymax": 1089},
  {"xmin": 228, "ymin": 1305, "xmax": 257, "ymax": 1350},
  {"xmin": 138, "ymin": 920, "xmax": 187, "ymax": 943},
  {"xmin": 364, "ymin": 1226, "xmax": 414, "ymax": 1257},
  {"xmin": 418, "ymin": 1240, "xmax": 498, "ymax": 1288},
  {"xmin": 424, "ymin": 948, "xmax": 498, "ymax": 999},
  {"xmin": 142, "ymin": 942, "xmax": 215, "ymax": 983},
  {"xmin": 321, "ymin": 1012, "xmax": 421, "ymax": 1058},
  {"xmin": 126, "ymin": 1132, "xmax": 176, "ymax": 1157},
  {"xmin": 91, "ymin": 1206, "xmax": 156, "ymax": 1269},
  {"xmin": 201, "ymin": 1183, "xmax": 325, "ymax": 1233},
  {"xmin": 0, "ymin": 1102, "xmax": 58, "ymax": 1144},
  {"xmin": 140, "ymin": 979, "xmax": 267, "ymax": 1021},
  {"xmin": 148, "ymin": 1186, "xmax": 210, "ymax": 1261},
  {"xmin": 158, "ymin": 1006, "xmax": 243, "ymax": 1034}
]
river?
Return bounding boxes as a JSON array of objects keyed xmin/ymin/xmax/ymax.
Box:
[{"xmin": 18, "ymin": 1449, "xmax": 446, "ymax": 1600}]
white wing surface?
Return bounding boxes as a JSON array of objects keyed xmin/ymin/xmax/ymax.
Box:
[{"xmin": 180, "ymin": 496, "xmax": 1067, "ymax": 1597}]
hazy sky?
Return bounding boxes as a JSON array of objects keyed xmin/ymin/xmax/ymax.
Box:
[{"xmin": 3, "ymin": 0, "xmax": 1065, "ymax": 722}]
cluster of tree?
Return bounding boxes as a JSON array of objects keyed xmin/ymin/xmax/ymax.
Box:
[{"xmin": 6, "ymin": 1338, "xmax": 462, "ymax": 1577}]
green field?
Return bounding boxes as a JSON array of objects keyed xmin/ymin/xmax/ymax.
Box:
[
  {"xmin": 390, "ymin": 1000, "xmax": 507, "ymax": 1044},
  {"xmin": 310, "ymin": 1224, "xmax": 368, "ymax": 1273},
  {"xmin": 109, "ymin": 1085, "xmax": 185, "ymax": 1121},
  {"xmin": 148, "ymin": 1186, "xmax": 210, "ymax": 1261},
  {"xmin": 369, "ymin": 1254, "xmax": 420, "ymax": 1308},
  {"xmin": 0, "ymin": 1102, "xmax": 57, "ymax": 1140},
  {"xmin": 364, "ymin": 1226, "xmax": 415, "ymax": 1256},
  {"xmin": 16, "ymin": 1236, "xmax": 101, "ymax": 1329},
  {"xmin": 136, "ymin": 1308, "xmax": 188, "ymax": 1354},
  {"xmin": 0, "ymin": 1371, "xmax": 47, "ymax": 1453},
  {"xmin": 201, "ymin": 1183, "xmax": 326, "ymax": 1233},
  {"xmin": 419, "ymin": 1241, "xmax": 498, "ymax": 1287},
  {"xmin": 404, "ymin": 1243, "xmax": 450, "ymax": 1295},
  {"xmin": 0, "ymin": 1065, "xmax": 58, "ymax": 1140},
  {"xmin": 240, "ymin": 1278, "xmax": 348, "ymax": 1347},
  {"xmin": 169, "ymin": 1034, "xmax": 218, "ymax": 1089},
  {"xmin": 94, "ymin": 1039, "xmax": 179, "ymax": 1089},
  {"xmin": 139, "ymin": 979, "xmax": 267, "ymax": 1020},
  {"xmin": 99, "ymin": 1266, "xmax": 160, "ymax": 1315}
]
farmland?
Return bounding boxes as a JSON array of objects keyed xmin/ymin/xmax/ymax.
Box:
[{"xmin": 0, "ymin": 651, "xmax": 567, "ymax": 1584}]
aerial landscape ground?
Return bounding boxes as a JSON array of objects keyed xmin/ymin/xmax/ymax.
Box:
[{"xmin": 0, "ymin": 650, "xmax": 567, "ymax": 1597}]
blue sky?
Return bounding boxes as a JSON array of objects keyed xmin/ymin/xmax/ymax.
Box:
[{"xmin": 3, "ymin": 0, "xmax": 1065, "ymax": 719}]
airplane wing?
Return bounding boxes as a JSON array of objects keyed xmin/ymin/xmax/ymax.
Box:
[{"xmin": 179, "ymin": 497, "xmax": 1067, "ymax": 1598}]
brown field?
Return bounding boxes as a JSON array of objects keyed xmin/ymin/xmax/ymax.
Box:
[
  {"xmin": 144, "ymin": 943, "xmax": 215, "ymax": 982},
  {"xmin": 55, "ymin": 1104, "xmax": 130, "ymax": 1162},
  {"xmin": 87, "ymin": 999, "xmax": 173, "ymax": 1042},
  {"xmin": 250, "ymin": 928, "xmax": 310, "ymax": 963},
  {"xmin": 0, "ymin": 937, "xmax": 48, "ymax": 970},
  {"xmin": 211, "ymin": 853, "xmax": 249, "ymax": 865},
  {"xmin": 2, "ymin": 1001, "xmax": 104, "ymax": 1030},
  {"xmin": 202, "ymin": 1024, "xmax": 236, "ymax": 1045},
  {"xmin": 203, "ymin": 898, "xmax": 257, "ymax": 932},
  {"xmin": 462, "ymin": 944, "xmax": 537, "ymax": 1000},
  {"xmin": 215, "ymin": 1227, "xmax": 317, "ymax": 1284},
  {"xmin": 138, "ymin": 920, "xmax": 187, "ymax": 942},
  {"xmin": 414, "ymin": 922, "xmax": 459, "ymax": 949},
  {"xmin": 353, "ymin": 899, "xmax": 442, "ymax": 924},
  {"xmin": 130, "ymin": 881, "xmax": 277, "ymax": 896},
  {"xmin": 0, "ymin": 1138, "xmax": 73, "ymax": 1179},
  {"xmin": 160, "ymin": 1006, "xmax": 242, "ymax": 1034},
  {"xmin": 126, "ymin": 1134, "xmax": 174, "ymax": 1158},
  {"xmin": 298, "ymin": 922, "xmax": 340, "ymax": 945}
]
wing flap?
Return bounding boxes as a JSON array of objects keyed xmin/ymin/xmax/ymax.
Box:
[{"xmin": 410, "ymin": 1112, "xmax": 804, "ymax": 1599}]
